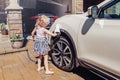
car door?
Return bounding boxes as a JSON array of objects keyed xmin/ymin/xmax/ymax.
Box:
[{"xmin": 78, "ymin": 1, "xmax": 120, "ymax": 75}]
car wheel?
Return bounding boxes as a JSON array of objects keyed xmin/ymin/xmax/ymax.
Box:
[{"xmin": 51, "ymin": 36, "xmax": 74, "ymax": 71}]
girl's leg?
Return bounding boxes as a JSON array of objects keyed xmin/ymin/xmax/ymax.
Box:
[
  {"xmin": 37, "ymin": 58, "xmax": 41, "ymax": 71},
  {"xmin": 44, "ymin": 54, "xmax": 54, "ymax": 74},
  {"xmin": 37, "ymin": 55, "xmax": 43, "ymax": 71}
]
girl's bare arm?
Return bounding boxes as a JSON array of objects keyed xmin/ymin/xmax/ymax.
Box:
[
  {"xmin": 43, "ymin": 28, "xmax": 57, "ymax": 37},
  {"xmin": 31, "ymin": 27, "xmax": 36, "ymax": 39}
]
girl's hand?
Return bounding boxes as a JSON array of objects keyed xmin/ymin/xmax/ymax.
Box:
[{"xmin": 54, "ymin": 32, "xmax": 57, "ymax": 36}]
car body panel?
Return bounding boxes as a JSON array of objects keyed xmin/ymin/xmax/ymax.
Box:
[
  {"xmin": 78, "ymin": 18, "xmax": 120, "ymax": 76},
  {"xmin": 48, "ymin": 0, "xmax": 120, "ymax": 78},
  {"xmin": 49, "ymin": 14, "xmax": 88, "ymax": 53}
]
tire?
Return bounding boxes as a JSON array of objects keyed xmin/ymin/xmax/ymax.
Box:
[{"xmin": 51, "ymin": 36, "xmax": 74, "ymax": 71}]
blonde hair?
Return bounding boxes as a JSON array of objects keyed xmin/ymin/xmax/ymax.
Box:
[{"xmin": 35, "ymin": 15, "xmax": 50, "ymax": 27}]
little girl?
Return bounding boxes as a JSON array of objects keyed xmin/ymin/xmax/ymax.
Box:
[{"xmin": 31, "ymin": 15, "xmax": 57, "ymax": 74}]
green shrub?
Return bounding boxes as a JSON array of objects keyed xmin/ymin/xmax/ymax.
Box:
[
  {"xmin": 0, "ymin": 23, "xmax": 6, "ymax": 31},
  {"xmin": 11, "ymin": 34, "xmax": 24, "ymax": 41}
]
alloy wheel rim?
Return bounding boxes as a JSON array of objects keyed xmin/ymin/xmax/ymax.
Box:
[{"xmin": 52, "ymin": 40, "xmax": 72, "ymax": 68}]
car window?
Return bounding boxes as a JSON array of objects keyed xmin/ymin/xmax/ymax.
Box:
[{"xmin": 99, "ymin": 1, "xmax": 120, "ymax": 19}]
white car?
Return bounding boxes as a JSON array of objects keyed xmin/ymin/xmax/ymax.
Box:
[{"xmin": 48, "ymin": 0, "xmax": 120, "ymax": 79}]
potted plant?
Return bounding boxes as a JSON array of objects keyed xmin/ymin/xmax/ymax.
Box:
[
  {"xmin": 0, "ymin": 23, "xmax": 8, "ymax": 35},
  {"xmin": 10, "ymin": 30, "xmax": 24, "ymax": 49}
]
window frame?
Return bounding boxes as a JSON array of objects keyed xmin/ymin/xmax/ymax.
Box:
[{"xmin": 98, "ymin": 0, "xmax": 120, "ymax": 19}]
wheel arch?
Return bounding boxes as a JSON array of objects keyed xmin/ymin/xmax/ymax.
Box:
[
  {"xmin": 61, "ymin": 29, "xmax": 77, "ymax": 57},
  {"xmin": 51, "ymin": 29, "xmax": 80, "ymax": 68}
]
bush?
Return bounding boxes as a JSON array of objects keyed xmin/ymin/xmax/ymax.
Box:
[{"xmin": 0, "ymin": 23, "xmax": 6, "ymax": 31}]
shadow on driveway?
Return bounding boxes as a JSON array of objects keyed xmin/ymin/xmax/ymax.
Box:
[{"xmin": 72, "ymin": 67, "xmax": 105, "ymax": 80}]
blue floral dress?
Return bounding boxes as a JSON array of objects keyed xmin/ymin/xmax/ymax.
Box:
[{"xmin": 34, "ymin": 27, "xmax": 49, "ymax": 55}]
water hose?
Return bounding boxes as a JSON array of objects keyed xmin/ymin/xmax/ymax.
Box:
[{"xmin": 26, "ymin": 48, "xmax": 38, "ymax": 64}]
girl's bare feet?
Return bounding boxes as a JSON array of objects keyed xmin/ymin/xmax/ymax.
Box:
[
  {"xmin": 45, "ymin": 71, "xmax": 54, "ymax": 75},
  {"xmin": 37, "ymin": 67, "xmax": 44, "ymax": 71}
]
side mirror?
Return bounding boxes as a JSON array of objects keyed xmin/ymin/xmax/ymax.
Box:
[{"xmin": 88, "ymin": 5, "xmax": 98, "ymax": 18}]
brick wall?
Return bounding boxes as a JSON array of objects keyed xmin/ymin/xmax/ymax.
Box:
[
  {"xmin": 72, "ymin": 0, "xmax": 104, "ymax": 13},
  {"xmin": 72, "ymin": 0, "xmax": 83, "ymax": 13}
]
